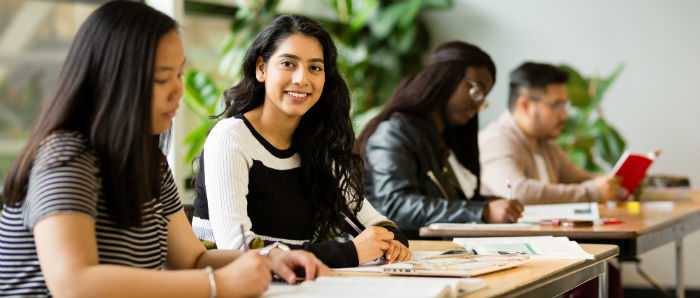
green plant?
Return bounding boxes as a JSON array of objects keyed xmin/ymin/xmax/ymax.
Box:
[
  {"xmin": 181, "ymin": 0, "xmax": 453, "ymax": 175},
  {"xmin": 323, "ymin": 0, "xmax": 453, "ymax": 131},
  {"xmin": 556, "ymin": 64, "xmax": 626, "ymax": 173},
  {"xmin": 182, "ymin": 0, "xmax": 279, "ymax": 174}
]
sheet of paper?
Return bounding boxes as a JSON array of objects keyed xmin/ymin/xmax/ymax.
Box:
[
  {"xmin": 429, "ymin": 222, "xmax": 533, "ymax": 229},
  {"xmin": 264, "ymin": 276, "xmax": 485, "ymax": 298},
  {"xmin": 453, "ymin": 236, "xmax": 593, "ymax": 260}
]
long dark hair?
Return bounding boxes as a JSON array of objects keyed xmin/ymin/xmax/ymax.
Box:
[
  {"xmin": 357, "ymin": 41, "xmax": 496, "ymax": 186},
  {"xmin": 217, "ymin": 15, "xmax": 362, "ymax": 241},
  {"xmin": 2, "ymin": 1, "xmax": 178, "ymax": 228}
]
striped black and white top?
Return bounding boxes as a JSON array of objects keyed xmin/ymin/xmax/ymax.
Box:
[{"xmin": 0, "ymin": 131, "xmax": 182, "ymax": 297}]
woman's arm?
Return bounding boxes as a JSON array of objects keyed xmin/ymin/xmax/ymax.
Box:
[
  {"xmin": 35, "ymin": 211, "xmax": 327, "ymax": 298},
  {"xmin": 202, "ymin": 123, "xmax": 256, "ymax": 250},
  {"xmin": 34, "ymin": 213, "xmax": 272, "ymax": 298},
  {"xmin": 165, "ymin": 209, "xmax": 329, "ymax": 281}
]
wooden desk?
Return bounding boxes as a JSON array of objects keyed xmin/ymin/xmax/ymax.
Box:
[
  {"xmin": 419, "ymin": 200, "xmax": 700, "ymax": 298},
  {"xmin": 333, "ymin": 241, "xmax": 619, "ymax": 298}
]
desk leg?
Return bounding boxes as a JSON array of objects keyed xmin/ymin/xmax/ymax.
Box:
[
  {"xmin": 598, "ymin": 260, "xmax": 608, "ymax": 298},
  {"xmin": 676, "ymin": 239, "xmax": 684, "ymax": 298}
]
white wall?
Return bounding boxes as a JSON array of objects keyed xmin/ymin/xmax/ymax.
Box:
[{"xmin": 423, "ymin": 0, "xmax": 700, "ymax": 289}]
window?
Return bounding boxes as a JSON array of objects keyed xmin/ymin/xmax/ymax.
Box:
[{"xmin": 0, "ymin": 1, "xmax": 102, "ymax": 182}]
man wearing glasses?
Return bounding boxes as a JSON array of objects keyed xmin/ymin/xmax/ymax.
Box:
[{"xmin": 478, "ymin": 62, "xmax": 620, "ymax": 205}]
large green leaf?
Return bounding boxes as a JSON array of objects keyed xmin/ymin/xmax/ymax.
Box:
[
  {"xmin": 397, "ymin": 0, "xmax": 422, "ymax": 28},
  {"xmin": 590, "ymin": 119, "xmax": 625, "ymax": 167},
  {"xmin": 556, "ymin": 64, "xmax": 626, "ymax": 172},
  {"xmin": 370, "ymin": 2, "xmax": 405, "ymax": 39},
  {"xmin": 185, "ymin": 71, "xmax": 219, "ymax": 109},
  {"xmin": 567, "ymin": 147, "xmax": 589, "ymax": 169},
  {"xmin": 184, "ymin": 124, "xmax": 209, "ymax": 164},
  {"xmin": 591, "ymin": 63, "xmax": 624, "ymax": 109},
  {"xmin": 389, "ymin": 25, "xmax": 418, "ymax": 54},
  {"xmin": 559, "ymin": 64, "xmax": 591, "ymax": 108},
  {"xmin": 349, "ymin": 0, "xmax": 379, "ymax": 31}
]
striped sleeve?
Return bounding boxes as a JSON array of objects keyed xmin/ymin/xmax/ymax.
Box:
[
  {"xmin": 160, "ymin": 163, "xmax": 182, "ymax": 217},
  {"xmin": 22, "ymin": 134, "xmax": 100, "ymax": 230}
]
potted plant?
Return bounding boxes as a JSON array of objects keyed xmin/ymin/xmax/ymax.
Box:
[
  {"xmin": 556, "ymin": 63, "xmax": 626, "ymax": 172},
  {"xmin": 181, "ymin": 0, "xmax": 454, "ymax": 182}
]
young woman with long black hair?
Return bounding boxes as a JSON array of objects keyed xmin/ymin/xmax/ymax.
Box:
[
  {"xmin": 0, "ymin": 2, "xmax": 326, "ymax": 297},
  {"xmin": 192, "ymin": 15, "xmax": 411, "ymax": 268},
  {"xmin": 357, "ymin": 41, "xmax": 525, "ymax": 238}
]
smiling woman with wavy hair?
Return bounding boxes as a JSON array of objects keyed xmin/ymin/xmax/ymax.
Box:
[{"xmin": 192, "ymin": 14, "xmax": 411, "ymax": 268}]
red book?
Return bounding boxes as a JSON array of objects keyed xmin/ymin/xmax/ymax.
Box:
[{"xmin": 610, "ymin": 151, "xmax": 657, "ymax": 201}]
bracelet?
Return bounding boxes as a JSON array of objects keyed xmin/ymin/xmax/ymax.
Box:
[
  {"xmin": 204, "ymin": 266, "xmax": 217, "ymax": 298},
  {"xmin": 259, "ymin": 242, "xmax": 290, "ymax": 256}
]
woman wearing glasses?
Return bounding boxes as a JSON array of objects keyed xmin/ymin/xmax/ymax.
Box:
[{"xmin": 356, "ymin": 41, "xmax": 524, "ymax": 238}]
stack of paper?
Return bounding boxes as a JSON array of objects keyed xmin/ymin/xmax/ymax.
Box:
[
  {"xmin": 264, "ymin": 276, "xmax": 486, "ymax": 298},
  {"xmin": 453, "ymin": 236, "xmax": 593, "ymax": 260},
  {"xmin": 381, "ymin": 254, "xmax": 530, "ymax": 277},
  {"xmin": 428, "ymin": 222, "xmax": 533, "ymax": 229},
  {"xmin": 518, "ymin": 202, "xmax": 599, "ymax": 223}
]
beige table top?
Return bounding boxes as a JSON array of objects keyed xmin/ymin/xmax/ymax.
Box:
[
  {"xmin": 420, "ymin": 200, "xmax": 699, "ymax": 238},
  {"xmin": 419, "ymin": 200, "xmax": 699, "ymax": 258},
  {"xmin": 333, "ymin": 240, "xmax": 618, "ymax": 298}
]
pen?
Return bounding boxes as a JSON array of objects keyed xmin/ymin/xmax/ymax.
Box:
[
  {"xmin": 341, "ymin": 211, "xmax": 390, "ymax": 263},
  {"xmin": 240, "ymin": 223, "xmax": 248, "ymax": 252},
  {"xmin": 506, "ymin": 178, "xmax": 512, "ymax": 200},
  {"xmin": 341, "ymin": 211, "xmax": 363, "ymax": 236},
  {"xmin": 602, "ymin": 218, "xmax": 624, "ymax": 225}
]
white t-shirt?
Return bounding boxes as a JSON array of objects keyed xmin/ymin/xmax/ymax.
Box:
[{"xmin": 447, "ymin": 150, "xmax": 478, "ymax": 198}]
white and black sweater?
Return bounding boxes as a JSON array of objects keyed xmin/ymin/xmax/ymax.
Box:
[{"xmin": 192, "ymin": 115, "xmax": 407, "ymax": 268}]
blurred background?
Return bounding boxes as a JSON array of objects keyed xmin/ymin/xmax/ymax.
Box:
[{"xmin": 0, "ymin": 0, "xmax": 697, "ymax": 295}]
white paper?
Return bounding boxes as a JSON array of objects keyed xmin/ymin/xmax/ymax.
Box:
[
  {"xmin": 264, "ymin": 276, "xmax": 485, "ymax": 298},
  {"xmin": 518, "ymin": 202, "xmax": 600, "ymax": 223},
  {"xmin": 453, "ymin": 236, "xmax": 593, "ymax": 260},
  {"xmin": 429, "ymin": 222, "xmax": 533, "ymax": 229}
]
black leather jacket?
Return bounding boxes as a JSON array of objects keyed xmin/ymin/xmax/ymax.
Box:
[{"xmin": 364, "ymin": 113, "xmax": 486, "ymax": 238}]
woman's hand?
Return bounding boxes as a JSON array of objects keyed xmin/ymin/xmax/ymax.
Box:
[
  {"xmin": 483, "ymin": 198, "xmax": 524, "ymax": 223},
  {"xmin": 215, "ymin": 251, "xmax": 273, "ymax": 298},
  {"xmin": 267, "ymin": 249, "xmax": 330, "ymax": 284},
  {"xmin": 351, "ymin": 226, "xmax": 394, "ymax": 264},
  {"xmin": 384, "ymin": 240, "xmax": 411, "ymax": 264}
]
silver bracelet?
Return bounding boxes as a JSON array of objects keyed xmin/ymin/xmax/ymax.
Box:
[
  {"xmin": 259, "ymin": 242, "xmax": 290, "ymax": 256},
  {"xmin": 204, "ymin": 266, "xmax": 217, "ymax": 298}
]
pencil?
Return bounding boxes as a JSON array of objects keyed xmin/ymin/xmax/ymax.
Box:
[{"xmin": 240, "ymin": 223, "xmax": 248, "ymax": 251}]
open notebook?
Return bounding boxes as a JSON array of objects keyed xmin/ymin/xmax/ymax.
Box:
[
  {"xmin": 381, "ymin": 254, "xmax": 530, "ymax": 277},
  {"xmin": 264, "ymin": 276, "xmax": 487, "ymax": 298},
  {"xmin": 453, "ymin": 236, "xmax": 594, "ymax": 260}
]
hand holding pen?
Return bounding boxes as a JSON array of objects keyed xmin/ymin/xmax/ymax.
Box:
[{"xmin": 342, "ymin": 212, "xmax": 411, "ymax": 264}]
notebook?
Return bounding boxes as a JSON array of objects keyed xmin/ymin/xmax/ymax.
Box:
[
  {"xmin": 610, "ymin": 151, "xmax": 657, "ymax": 201},
  {"xmin": 380, "ymin": 254, "xmax": 530, "ymax": 277},
  {"xmin": 453, "ymin": 236, "xmax": 594, "ymax": 260},
  {"xmin": 264, "ymin": 276, "xmax": 486, "ymax": 298}
]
